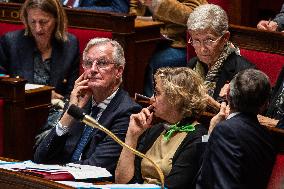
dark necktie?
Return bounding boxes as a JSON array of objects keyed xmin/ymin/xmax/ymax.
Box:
[{"xmin": 71, "ymin": 106, "xmax": 100, "ymax": 162}]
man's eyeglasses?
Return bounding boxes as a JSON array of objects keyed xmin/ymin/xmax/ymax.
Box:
[
  {"xmin": 188, "ymin": 34, "xmax": 224, "ymax": 48},
  {"xmin": 82, "ymin": 58, "xmax": 114, "ymax": 69}
]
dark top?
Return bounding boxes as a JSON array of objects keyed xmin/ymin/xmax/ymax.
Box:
[
  {"xmin": 65, "ymin": 0, "xmax": 129, "ymax": 13},
  {"xmin": 273, "ymin": 3, "xmax": 284, "ymax": 31},
  {"xmin": 276, "ymin": 117, "xmax": 284, "ymax": 129},
  {"xmin": 33, "ymin": 54, "xmax": 51, "ymax": 85},
  {"xmin": 0, "ymin": 29, "xmax": 79, "ymax": 97},
  {"xmin": 196, "ymin": 113, "xmax": 276, "ymax": 189},
  {"xmin": 34, "ymin": 88, "xmax": 142, "ymax": 176},
  {"xmin": 131, "ymin": 121, "xmax": 208, "ymax": 189},
  {"xmin": 188, "ymin": 53, "xmax": 255, "ymax": 99},
  {"xmin": 267, "ymin": 65, "xmax": 284, "ymax": 119}
]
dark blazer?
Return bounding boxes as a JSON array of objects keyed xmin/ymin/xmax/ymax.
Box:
[
  {"xmin": 267, "ymin": 65, "xmax": 284, "ymax": 119},
  {"xmin": 273, "ymin": 3, "xmax": 284, "ymax": 31},
  {"xmin": 34, "ymin": 88, "xmax": 142, "ymax": 175},
  {"xmin": 69, "ymin": 0, "xmax": 129, "ymax": 13},
  {"xmin": 188, "ymin": 53, "xmax": 255, "ymax": 99},
  {"xmin": 131, "ymin": 122, "xmax": 208, "ymax": 189},
  {"xmin": 196, "ymin": 113, "xmax": 276, "ymax": 189},
  {"xmin": 0, "ymin": 30, "xmax": 79, "ymax": 97}
]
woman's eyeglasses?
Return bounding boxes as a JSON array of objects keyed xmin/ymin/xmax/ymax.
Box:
[
  {"xmin": 188, "ymin": 34, "xmax": 224, "ymax": 48},
  {"xmin": 82, "ymin": 58, "xmax": 114, "ymax": 69}
]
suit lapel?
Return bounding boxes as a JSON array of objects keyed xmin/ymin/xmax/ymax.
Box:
[
  {"xmin": 18, "ymin": 35, "xmax": 35, "ymax": 82},
  {"xmin": 50, "ymin": 39, "xmax": 63, "ymax": 87},
  {"xmin": 98, "ymin": 88, "xmax": 123, "ymax": 127},
  {"xmin": 86, "ymin": 88, "xmax": 124, "ymax": 144}
]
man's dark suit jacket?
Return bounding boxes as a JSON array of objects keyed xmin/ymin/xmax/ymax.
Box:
[
  {"xmin": 0, "ymin": 29, "xmax": 79, "ymax": 97},
  {"xmin": 188, "ymin": 53, "xmax": 255, "ymax": 99},
  {"xmin": 196, "ymin": 113, "xmax": 276, "ymax": 189},
  {"xmin": 34, "ymin": 88, "xmax": 142, "ymax": 175}
]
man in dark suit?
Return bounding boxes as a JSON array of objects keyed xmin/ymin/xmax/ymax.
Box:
[
  {"xmin": 196, "ymin": 69, "xmax": 277, "ymax": 189},
  {"xmin": 62, "ymin": 0, "xmax": 129, "ymax": 13},
  {"xmin": 34, "ymin": 38, "xmax": 141, "ymax": 176}
]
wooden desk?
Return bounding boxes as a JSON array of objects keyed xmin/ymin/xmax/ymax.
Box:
[
  {"xmin": 0, "ymin": 156, "xmax": 72, "ymax": 189},
  {"xmin": 0, "ymin": 78, "xmax": 53, "ymax": 160},
  {"xmin": 0, "ymin": 168, "xmax": 72, "ymax": 189}
]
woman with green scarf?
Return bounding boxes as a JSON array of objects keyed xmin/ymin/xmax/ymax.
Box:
[{"xmin": 115, "ymin": 67, "xmax": 208, "ymax": 189}]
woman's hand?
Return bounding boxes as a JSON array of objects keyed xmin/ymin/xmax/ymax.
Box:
[
  {"xmin": 208, "ymin": 102, "xmax": 229, "ymax": 134},
  {"xmin": 257, "ymin": 20, "xmax": 278, "ymax": 31},
  {"xmin": 127, "ymin": 106, "xmax": 154, "ymax": 138},
  {"xmin": 138, "ymin": 0, "xmax": 152, "ymax": 7},
  {"xmin": 257, "ymin": 114, "xmax": 279, "ymax": 127},
  {"xmin": 69, "ymin": 73, "xmax": 92, "ymax": 108},
  {"xmin": 51, "ymin": 90, "xmax": 64, "ymax": 100},
  {"xmin": 206, "ymin": 94, "xmax": 221, "ymax": 112},
  {"xmin": 219, "ymin": 83, "xmax": 229, "ymax": 99}
]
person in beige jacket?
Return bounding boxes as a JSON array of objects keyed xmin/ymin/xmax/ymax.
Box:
[{"xmin": 132, "ymin": 0, "xmax": 207, "ymax": 97}]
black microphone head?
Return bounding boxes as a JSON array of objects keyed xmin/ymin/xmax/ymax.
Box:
[{"xmin": 67, "ymin": 104, "xmax": 86, "ymax": 120}]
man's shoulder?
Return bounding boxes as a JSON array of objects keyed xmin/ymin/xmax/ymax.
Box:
[
  {"xmin": 2, "ymin": 29, "xmax": 27, "ymax": 43},
  {"xmin": 212, "ymin": 116, "xmax": 245, "ymax": 136},
  {"xmin": 214, "ymin": 114, "xmax": 261, "ymax": 138},
  {"xmin": 113, "ymin": 88, "xmax": 142, "ymax": 111}
]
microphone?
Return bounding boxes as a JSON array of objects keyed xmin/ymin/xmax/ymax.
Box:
[{"xmin": 67, "ymin": 104, "xmax": 165, "ymax": 188}]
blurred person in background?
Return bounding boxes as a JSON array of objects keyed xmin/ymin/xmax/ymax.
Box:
[
  {"xmin": 0, "ymin": 0, "xmax": 80, "ymax": 145},
  {"xmin": 257, "ymin": 3, "xmax": 284, "ymax": 32},
  {"xmin": 136, "ymin": 0, "xmax": 207, "ymax": 97}
]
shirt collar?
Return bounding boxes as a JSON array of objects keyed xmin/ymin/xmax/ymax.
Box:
[
  {"xmin": 227, "ymin": 112, "xmax": 240, "ymax": 120},
  {"xmin": 91, "ymin": 88, "xmax": 119, "ymax": 110}
]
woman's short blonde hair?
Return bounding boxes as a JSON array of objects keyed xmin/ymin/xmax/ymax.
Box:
[
  {"xmin": 20, "ymin": 0, "xmax": 68, "ymax": 42},
  {"xmin": 154, "ymin": 67, "xmax": 207, "ymax": 118}
]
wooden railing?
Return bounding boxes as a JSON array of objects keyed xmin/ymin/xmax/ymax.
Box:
[{"xmin": 229, "ymin": 24, "xmax": 284, "ymax": 55}]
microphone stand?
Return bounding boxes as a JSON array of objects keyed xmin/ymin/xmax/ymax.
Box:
[{"xmin": 81, "ymin": 114, "xmax": 165, "ymax": 189}]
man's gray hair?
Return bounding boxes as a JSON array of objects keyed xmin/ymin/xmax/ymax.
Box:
[
  {"xmin": 187, "ymin": 4, "xmax": 228, "ymax": 36},
  {"xmin": 83, "ymin": 38, "xmax": 126, "ymax": 67},
  {"xmin": 229, "ymin": 69, "xmax": 271, "ymax": 114}
]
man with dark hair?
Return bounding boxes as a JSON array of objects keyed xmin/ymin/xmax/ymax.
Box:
[{"xmin": 196, "ymin": 69, "xmax": 277, "ymax": 189}]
